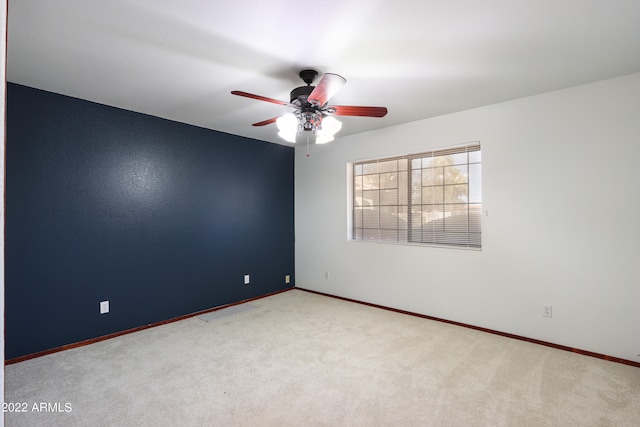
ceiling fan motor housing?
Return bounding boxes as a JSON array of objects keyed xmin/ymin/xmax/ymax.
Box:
[
  {"xmin": 290, "ymin": 69, "xmax": 320, "ymax": 105},
  {"xmin": 290, "ymin": 85, "xmax": 314, "ymax": 104}
]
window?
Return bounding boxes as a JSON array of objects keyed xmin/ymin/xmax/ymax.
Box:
[{"xmin": 352, "ymin": 143, "xmax": 481, "ymax": 249}]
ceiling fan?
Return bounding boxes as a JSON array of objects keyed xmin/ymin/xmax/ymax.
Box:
[{"xmin": 231, "ymin": 69, "xmax": 388, "ymax": 144}]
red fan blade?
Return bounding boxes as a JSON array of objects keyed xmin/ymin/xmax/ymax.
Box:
[
  {"xmin": 252, "ymin": 117, "xmax": 280, "ymax": 127},
  {"xmin": 308, "ymin": 73, "xmax": 346, "ymax": 106},
  {"xmin": 330, "ymin": 105, "xmax": 388, "ymax": 118},
  {"xmin": 231, "ymin": 91, "xmax": 291, "ymax": 106}
]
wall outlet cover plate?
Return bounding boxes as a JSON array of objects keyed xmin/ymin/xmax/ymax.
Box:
[{"xmin": 100, "ymin": 300, "xmax": 109, "ymax": 314}]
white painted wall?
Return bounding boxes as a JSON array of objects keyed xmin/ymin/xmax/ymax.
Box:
[{"xmin": 295, "ymin": 73, "xmax": 640, "ymax": 363}]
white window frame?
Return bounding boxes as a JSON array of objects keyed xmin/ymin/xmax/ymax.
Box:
[{"xmin": 350, "ymin": 142, "xmax": 481, "ymax": 249}]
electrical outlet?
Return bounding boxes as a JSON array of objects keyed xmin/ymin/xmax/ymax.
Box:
[
  {"xmin": 285, "ymin": 275, "xmax": 290, "ymax": 284},
  {"xmin": 244, "ymin": 274, "xmax": 250, "ymax": 285},
  {"xmin": 100, "ymin": 300, "xmax": 109, "ymax": 314},
  {"xmin": 542, "ymin": 304, "xmax": 552, "ymax": 318},
  {"xmin": 325, "ymin": 271, "xmax": 330, "ymax": 279}
]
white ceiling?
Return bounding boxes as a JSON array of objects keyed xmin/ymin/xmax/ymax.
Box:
[{"xmin": 8, "ymin": 0, "xmax": 640, "ymax": 146}]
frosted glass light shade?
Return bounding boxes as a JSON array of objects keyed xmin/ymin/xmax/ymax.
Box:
[
  {"xmin": 321, "ymin": 116, "xmax": 342, "ymax": 135},
  {"xmin": 315, "ymin": 116, "xmax": 342, "ymax": 144},
  {"xmin": 276, "ymin": 113, "xmax": 298, "ymax": 143}
]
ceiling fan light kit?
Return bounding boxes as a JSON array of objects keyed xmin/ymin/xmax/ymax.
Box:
[{"xmin": 232, "ymin": 69, "xmax": 387, "ymax": 144}]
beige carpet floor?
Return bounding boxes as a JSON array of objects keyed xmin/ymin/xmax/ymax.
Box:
[{"xmin": 5, "ymin": 289, "xmax": 640, "ymax": 426}]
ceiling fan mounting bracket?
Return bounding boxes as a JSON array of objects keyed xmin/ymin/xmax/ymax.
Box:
[{"xmin": 299, "ymin": 69, "xmax": 319, "ymax": 85}]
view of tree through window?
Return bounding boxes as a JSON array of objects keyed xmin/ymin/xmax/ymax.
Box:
[{"xmin": 352, "ymin": 143, "xmax": 481, "ymax": 248}]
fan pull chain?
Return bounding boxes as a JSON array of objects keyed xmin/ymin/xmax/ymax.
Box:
[{"xmin": 306, "ymin": 134, "xmax": 311, "ymax": 157}]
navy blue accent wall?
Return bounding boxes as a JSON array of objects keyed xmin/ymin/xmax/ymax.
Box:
[{"xmin": 6, "ymin": 83, "xmax": 295, "ymax": 359}]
